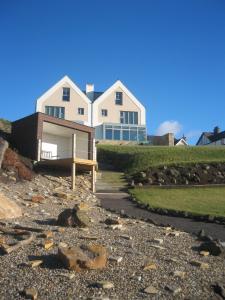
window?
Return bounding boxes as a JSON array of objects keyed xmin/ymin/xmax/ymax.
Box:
[
  {"xmin": 78, "ymin": 107, "xmax": 84, "ymax": 115},
  {"xmin": 62, "ymin": 87, "xmax": 70, "ymax": 101},
  {"xmin": 45, "ymin": 106, "xmax": 65, "ymax": 119},
  {"xmin": 120, "ymin": 111, "xmax": 138, "ymax": 124},
  {"xmin": 115, "ymin": 92, "xmax": 123, "ymax": 105},
  {"xmin": 101, "ymin": 109, "xmax": 108, "ymax": 117},
  {"xmin": 105, "ymin": 129, "xmax": 113, "ymax": 140}
]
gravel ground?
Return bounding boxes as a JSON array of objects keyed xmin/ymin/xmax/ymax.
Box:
[{"xmin": 0, "ymin": 171, "xmax": 224, "ymax": 300}]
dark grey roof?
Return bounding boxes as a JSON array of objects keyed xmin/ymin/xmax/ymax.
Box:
[
  {"xmin": 196, "ymin": 131, "xmax": 225, "ymax": 145},
  {"xmin": 83, "ymin": 91, "xmax": 104, "ymax": 102}
]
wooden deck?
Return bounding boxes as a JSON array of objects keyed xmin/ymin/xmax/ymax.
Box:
[{"xmin": 38, "ymin": 158, "xmax": 97, "ymax": 170}]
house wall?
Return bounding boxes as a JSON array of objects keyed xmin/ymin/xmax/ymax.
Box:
[
  {"xmin": 37, "ymin": 82, "xmax": 90, "ymax": 125},
  {"xmin": 93, "ymin": 87, "xmax": 142, "ymax": 126},
  {"xmin": 148, "ymin": 133, "xmax": 175, "ymax": 146},
  {"xmin": 11, "ymin": 113, "xmax": 39, "ymax": 160},
  {"xmin": 41, "ymin": 131, "xmax": 89, "ymax": 160}
]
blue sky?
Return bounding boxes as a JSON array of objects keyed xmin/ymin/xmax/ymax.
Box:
[{"xmin": 0, "ymin": 0, "xmax": 225, "ymax": 144}]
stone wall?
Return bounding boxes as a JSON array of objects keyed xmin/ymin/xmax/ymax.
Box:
[{"xmin": 132, "ymin": 162, "xmax": 225, "ymax": 186}]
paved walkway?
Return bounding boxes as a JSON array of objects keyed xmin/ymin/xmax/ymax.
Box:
[
  {"xmin": 97, "ymin": 192, "xmax": 225, "ymax": 241},
  {"xmin": 96, "ymin": 170, "xmax": 225, "ymax": 241}
]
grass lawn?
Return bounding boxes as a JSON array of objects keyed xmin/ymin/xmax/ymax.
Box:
[
  {"xmin": 97, "ymin": 145, "xmax": 225, "ymax": 174},
  {"xmin": 99, "ymin": 170, "xmax": 127, "ymax": 187},
  {"xmin": 129, "ymin": 187, "xmax": 225, "ymax": 217}
]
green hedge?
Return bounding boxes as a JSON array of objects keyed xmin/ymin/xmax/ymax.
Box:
[{"xmin": 97, "ymin": 145, "xmax": 225, "ymax": 174}]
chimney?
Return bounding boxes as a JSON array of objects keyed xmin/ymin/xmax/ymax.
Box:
[
  {"xmin": 214, "ymin": 126, "xmax": 220, "ymax": 135},
  {"xmin": 86, "ymin": 83, "xmax": 94, "ymax": 101},
  {"xmin": 86, "ymin": 83, "xmax": 94, "ymax": 94}
]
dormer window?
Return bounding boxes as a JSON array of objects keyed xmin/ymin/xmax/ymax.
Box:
[
  {"xmin": 62, "ymin": 87, "xmax": 70, "ymax": 101},
  {"xmin": 115, "ymin": 92, "xmax": 123, "ymax": 105}
]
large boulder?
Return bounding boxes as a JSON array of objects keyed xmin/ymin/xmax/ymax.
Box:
[
  {"xmin": 0, "ymin": 193, "xmax": 22, "ymax": 219},
  {"xmin": 57, "ymin": 207, "xmax": 90, "ymax": 228},
  {"xmin": 58, "ymin": 244, "xmax": 107, "ymax": 271},
  {"xmin": 199, "ymin": 240, "xmax": 225, "ymax": 257},
  {"xmin": 0, "ymin": 138, "xmax": 8, "ymax": 169},
  {"xmin": 2, "ymin": 148, "xmax": 33, "ymax": 180}
]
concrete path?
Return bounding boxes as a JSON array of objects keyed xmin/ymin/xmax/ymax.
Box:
[
  {"xmin": 96, "ymin": 170, "xmax": 225, "ymax": 241},
  {"xmin": 97, "ymin": 192, "xmax": 225, "ymax": 241}
]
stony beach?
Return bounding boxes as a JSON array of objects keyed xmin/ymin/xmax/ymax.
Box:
[{"xmin": 0, "ymin": 171, "xmax": 225, "ymax": 300}]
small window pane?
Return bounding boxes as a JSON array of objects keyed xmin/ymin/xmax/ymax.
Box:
[
  {"xmin": 114, "ymin": 129, "xmax": 121, "ymax": 140},
  {"xmin": 130, "ymin": 130, "xmax": 137, "ymax": 141},
  {"xmin": 105, "ymin": 129, "xmax": 112, "ymax": 140},
  {"xmin": 134, "ymin": 112, "xmax": 138, "ymax": 124},
  {"xmin": 122, "ymin": 130, "xmax": 129, "ymax": 141}
]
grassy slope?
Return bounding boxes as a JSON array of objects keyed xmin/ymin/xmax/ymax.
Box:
[
  {"xmin": 97, "ymin": 145, "xmax": 225, "ymax": 174},
  {"xmin": 130, "ymin": 187, "xmax": 225, "ymax": 217},
  {"xmin": 0, "ymin": 118, "xmax": 11, "ymax": 133}
]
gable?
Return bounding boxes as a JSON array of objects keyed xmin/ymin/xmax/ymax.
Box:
[
  {"xmin": 92, "ymin": 80, "xmax": 146, "ymax": 126},
  {"xmin": 36, "ymin": 75, "xmax": 91, "ymax": 111}
]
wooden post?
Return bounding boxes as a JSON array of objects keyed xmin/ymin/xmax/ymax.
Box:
[
  {"xmin": 71, "ymin": 133, "xmax": 76, "ymax": 190},
  {"xmin": 91, "ymin": 165, "xmax": 95, "ymax": 193},
  {"xmin": 37, "ymin": 139, "xmax": 41, "ymax": 161}
]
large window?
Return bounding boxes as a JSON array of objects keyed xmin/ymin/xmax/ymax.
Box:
[
  {"xmin": 104, "ymin": 124, "xmax": 146, "ymax": 142},
  {"xmin": 120, "ymin": 111, "xmax": 138, "ymax": 125},
  {"xmin": 62, "ymin": 87, "xmax": 70, "ymax": 101},
  {"xmin": 45, "ymin": 106, "xmax": 65, "ymax": 119},
  {"xmin": 115, "ymin": 92, "xmax": 123, "ymax": 105}
]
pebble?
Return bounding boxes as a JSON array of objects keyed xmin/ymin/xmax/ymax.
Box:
[
  {"xmin": 23, "ymin": 287, "xmax": 38, "ymax": 300},
  {"xmin": 190, "ymin": 260, "xmax": 209, "ymax": 269},
  {"xmin": 96, "ymin": 281, "xmax": 114, "ymax": 289},
  {"xmin": 144, "ymin": 285, "xmax": 159, "ymax": 294},
  {"xmin": 109, "ymin": 256, "xmax": 123, "ymax": 263}
]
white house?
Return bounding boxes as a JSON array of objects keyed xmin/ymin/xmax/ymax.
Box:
[{"xmin": 36, "ymin": 76, "xmax": 147, "ymax": 142}]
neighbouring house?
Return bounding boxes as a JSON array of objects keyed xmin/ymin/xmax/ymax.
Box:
[
  {"xmin": 147, "ymin": 133, "xmax": 188, "ymax": 146},
  {"xmin": 11, "ymin": 112, "xmax": 97, "ymax": 191},
  {"xmin": 196, "ymin": 126, "xmax": 225, "ymax": 146},
  {"xmin": 36, "ymin": 76, "xmax": 147, "ymax": 143}
]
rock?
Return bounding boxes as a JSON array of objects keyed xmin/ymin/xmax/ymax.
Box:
[
  {"xmin": 173, "ymin": 270, "xmax": 186, "ymax": 279},
  {"xmin": 58, "ymin": 244, "xmax": 107, "ymax": 271},
  {"xmin": 40, "ymin": 230, "xmax": 53, "ymax": 239},
  {"xmin": 190, "ymin": 260, "xmax": 209, "ymax": 269},
  {"xmin": 57, "ymin": 208, "xmax": 90, "ymax": 228},
  {"xmin": 0, "ymin": 193, "xmax": 22, "ymax": 219},
  {"xmin": 54, "ymin": 191, "xmax": 69, "ymax": 200},
  {"xmin": 165, "ymin": 285, "xmax": 182, "ymax": 295},
  {"xmin": 44, "ymin": 239, "xmax": 54, "ymax": 250},
  {"xmin": 110, "ymin": 224, "xmax": 123, "ymax": 230},
  {"xmin": 109, "ymin": 255, "xmax": 123, "ymax": 263},
  {"xmin": 119, "ymin": 234, "xmax": 132, "ymax": 240},
  {"xmin": 96, "ymin": 281, "xmax": 114, "ymax": 289},
  {"xmin": 168, "ymin": 231, "xmax": 180, "ymax": 237},
  {"xmin": 23, "ymin": 287, "xmax": 38, "ymax": 300},
  {"xmin": 29, "ymin": 259, "xmax": 43, "ymax": 268},
  {"xmin": 104, "ymin": 218, "xmax": 122, "ymax": 225},
  {"xmin": 143, "ymin": 262, "xmax": 157, "ymax": 270},
  {"xmin": 0, "ymin": 138, "xmax": 8, "ymax": 169},
  {"xmin": 144, "ymin": 286, "xmax": 159, "ymax": 294},
  {"xmin": 199, "ymin": 240, "xmax": 225, "ymax": 257},
  {"xmin": 200, "ymin": 250, "xmax": 209, "ymax": 257},
  {"xmin": 74, "ymin": 202, "xmax": 89, "ymax": 211},
  {"xmin": 212, "ymin": 282, "xmax": 225, "ymax": 299},
  {"xmin": 31, "ymin": 195, "xmax": 45, "ymax": 203},
  {"xmin": 149, "ymin": 244, "xmax": 165, "ymax": 250},
  {"xmin": 152, "ymin": 238, "xmax": 163, "ymax": 244}
]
